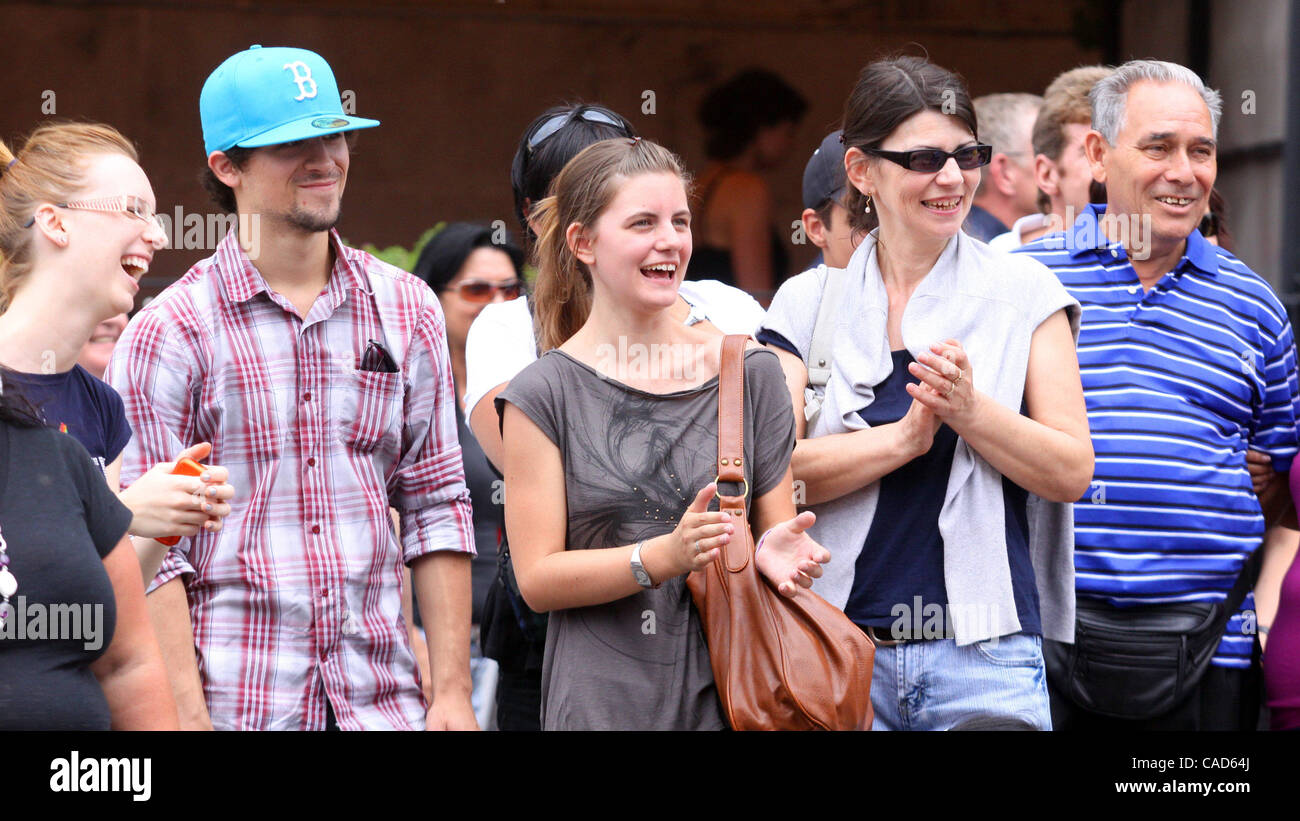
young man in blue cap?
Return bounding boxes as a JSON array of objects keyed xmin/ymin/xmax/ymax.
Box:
[{"xmin": 108, "ymin": 45, "xmax": 478, "ymax": 730}]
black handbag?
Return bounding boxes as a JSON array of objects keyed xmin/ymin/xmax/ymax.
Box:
[{"xmin": 1044, "ymin": 556, "xmax": 1259, "ymax": 720}]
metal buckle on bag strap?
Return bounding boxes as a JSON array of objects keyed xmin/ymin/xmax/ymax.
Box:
[{"xmin": 715, "ymin": 489, "xmax": 750, "ymax": 574}]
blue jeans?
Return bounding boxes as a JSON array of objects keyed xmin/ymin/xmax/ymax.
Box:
[{"xmin": 870, "ymin": 632, "xmax": 1051, "ymax": 731}]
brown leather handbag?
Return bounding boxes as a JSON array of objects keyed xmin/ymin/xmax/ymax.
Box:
[{"xmin": 686, "ymin": 335, "xmax": 875, "ymax": 731}]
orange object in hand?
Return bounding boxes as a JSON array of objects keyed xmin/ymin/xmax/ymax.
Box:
[{"xmin": 158, "ymin": 457, "xmax": 207, "ymax": 547}]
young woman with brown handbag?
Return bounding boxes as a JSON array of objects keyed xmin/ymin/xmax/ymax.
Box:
[{"xmin": 497, "ymin": 137, "xmax": 831, "ymax": 730}]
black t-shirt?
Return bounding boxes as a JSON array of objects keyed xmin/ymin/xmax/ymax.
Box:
[
  {"xmin": 4, "ymin": 366, "xmax": 132, "ymax": 473},
  {"xmin": 412, "ymin": 410, "xmax": 502, "ymax": 628},
  {"xmin": 0, "ymin": 421, "xmax": 133, "ymax": 730},
  {"xmin": 459, "ymin": 409, "xmax": 502, "ymax": 625}
]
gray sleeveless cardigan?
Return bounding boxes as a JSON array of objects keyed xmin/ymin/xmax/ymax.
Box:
[{"xmin": 762, "ymin": 230, "xmax": 1081, "ymax": 645}]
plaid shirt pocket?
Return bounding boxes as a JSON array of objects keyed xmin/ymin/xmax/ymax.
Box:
[{"xmin": 338, "ymin": 369, "xmax": 405, "ymax": 453}]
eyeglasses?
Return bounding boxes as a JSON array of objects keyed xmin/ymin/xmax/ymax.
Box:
[
  {"xmin": 865, "ymin": 144, "xmax": 993, "ymax": 173},
  {"xmin": 446, "ymin": 279, "xmax": 524, "ymax": 303},
  {"xmin": 526, "ymin": 108, "xmax": 626, "ymax": 157},
  {"xmin": 24, "ymin": 194, "xmax": 167, "ymax": 238}
]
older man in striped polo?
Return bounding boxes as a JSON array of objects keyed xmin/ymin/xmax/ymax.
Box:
[{"xmin": 1016, "ymin": 59, "xmax": 1299, "ymax": 731}]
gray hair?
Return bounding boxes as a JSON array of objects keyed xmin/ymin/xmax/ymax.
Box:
[
  {"xmin": 972, "ymin": 93, "xmax": 1042, "ymax": 196},
  {"xmin": 1090, "ymin": 59, "xmax": 1222, "ymax": 143},
  {"xmin": 973, "ymin": 93, "xmax": 1043, "ymax": 156}
]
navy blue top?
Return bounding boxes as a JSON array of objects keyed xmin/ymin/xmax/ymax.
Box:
[
  {"xmin": 755, "ymin": 336, "xmax": 1042, "ymax": 637},
  {"xmin": 3, "ymin": 366, "xmax": 131, "ymax": 474},
  {"xmin": 962, "ymin": 205, "xmax": 1008, "ymax": 244},
  {"xmin": 846, "ymin": 350, "xmax": 957, "ymax": 630}
]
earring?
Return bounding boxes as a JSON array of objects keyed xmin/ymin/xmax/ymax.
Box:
[
  {"xmin": 55, "ymin": 232, "xmax": 68, "ymax": 247},
  {"xmin": 864, "ymin": 194, "xmax": 873, "ymax": 214}
]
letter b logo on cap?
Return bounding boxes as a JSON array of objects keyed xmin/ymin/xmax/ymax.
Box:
[
  {"xmin": 283, "ymin": 61, "xmax": 318, "ymax": 101},
  {"xmin": 200, "ymin": 46, "xmax": 380, "ymax": 155}
]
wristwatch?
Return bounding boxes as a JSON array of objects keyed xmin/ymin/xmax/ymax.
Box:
[{"xmin": 630, "ymin": 540, "xmax": 659, "ymax": 589}]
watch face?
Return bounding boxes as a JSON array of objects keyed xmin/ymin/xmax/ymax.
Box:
[{"xmin": 633, "ymin": 567, "xmax": 652, "ymax": 587}]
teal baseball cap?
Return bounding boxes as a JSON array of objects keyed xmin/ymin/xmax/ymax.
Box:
[{"xmin": 200, "ymin": 45, "xmax": 379, "ymax": 155}]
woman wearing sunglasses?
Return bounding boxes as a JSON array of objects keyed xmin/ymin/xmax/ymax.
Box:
[
  {"xmin": 759, "ymin": 56, "xmax": 1093, "ymax": 730},
  {"xmin": 414, "ymin": 222, "xmax": 526, "ymax": 406},
  {"xmin": 0, "ymin": 123, "xmax": 234, "ymax": 585}
]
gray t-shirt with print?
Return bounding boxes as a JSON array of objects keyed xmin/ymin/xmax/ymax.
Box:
[{"xmin": 498, "ymin": 347, "xmax": 795, "ymax": 730}]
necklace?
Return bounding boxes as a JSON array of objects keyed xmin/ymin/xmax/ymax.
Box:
[{"xmin": 0, "ymin": 522, "xmax": 15, "ymax": 624}]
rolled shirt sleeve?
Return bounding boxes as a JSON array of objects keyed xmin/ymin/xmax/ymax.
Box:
[{"xmin": 391, "ymin": 304, "xmax": 476, "ymax": 563}]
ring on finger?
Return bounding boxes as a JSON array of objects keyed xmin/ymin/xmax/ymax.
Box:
[
  {"xmin": 952, "ymin": 369, "xmax": 964, "ymax": 386},
  {"xmin": 944, "ymin": 381, "xmax": 956, "ymax": 398}
]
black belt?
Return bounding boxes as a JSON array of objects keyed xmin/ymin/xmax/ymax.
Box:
[
  {"xmin": 863, "ymin": 625, "xmax": 902, "ymax": 647},
  {"xmin": 862, "ymin": 623, "xmax": 950, "ymax": 646}
]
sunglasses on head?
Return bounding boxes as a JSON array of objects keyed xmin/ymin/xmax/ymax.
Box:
[
  {"xmin": 526, "ymin": 108, "xmax": 625, "ymax": 157},
  {"xmin": 446, "ymin": 279, "xmax": 524, "ymax": 303},
  {"xmin": 865, "ymin": 144, "xmax": 993, "ymax": 173}
]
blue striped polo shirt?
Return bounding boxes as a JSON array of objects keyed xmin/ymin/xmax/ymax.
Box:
[{"xmin": 1015, "ymin": 204, "xmax": 1300, "ymax": 667}]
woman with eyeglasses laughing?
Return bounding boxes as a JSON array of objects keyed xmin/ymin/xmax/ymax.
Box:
[
  {"xmin": 0, "ymin": 123, "xmax": 235, "ymax": 587},
  {"xmin": 758, "ymin": 56, "xmax": 1094, "ymax": 730}
]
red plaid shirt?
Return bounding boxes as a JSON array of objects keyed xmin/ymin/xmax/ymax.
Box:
[{"xmin": 107, "ymin": 230, "xmax": 474, "ymax": 730}]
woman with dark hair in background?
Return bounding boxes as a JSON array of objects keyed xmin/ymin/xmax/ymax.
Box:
[
  {"xmin": 463, "ymin": 103, "xmax": 765, "ymax": 729},
  {"xmin": 0, "ymin": 370, "xmax": 178, "ymax": 729},
  {"xmin": 761, "ymin": 56, "xmax": 1093, "ymax": 730},
  {"xmin": 691, "ymin": 69, "xmax": 808, "ymax": 299},
  {"xmin": 409, "ymin": 222, "xmax": 525, "ymax": 729}
]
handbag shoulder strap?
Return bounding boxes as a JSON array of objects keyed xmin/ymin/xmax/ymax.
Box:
[
  {"xmin": 717, "ymin": 334, "xmax": 749, "ymax": 572},
  {"xmin": 1223, "ymin": 544, "xmax": 1264, "ymax": 620}
]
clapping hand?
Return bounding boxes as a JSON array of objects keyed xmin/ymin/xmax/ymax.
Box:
[{"xmin": 907, "ymin": 339, "xmax": 977, "ymax": 424}]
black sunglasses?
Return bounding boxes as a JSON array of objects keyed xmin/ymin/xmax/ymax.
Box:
[
  {"xmin": 526, "ymin": 108, "xmax": 625, "ymax": 157},
  {"xmin": 865, "ymin": 144, "xmax": 993, "ymax": 173}
]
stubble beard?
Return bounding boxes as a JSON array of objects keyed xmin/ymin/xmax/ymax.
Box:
[{"xmin": 285, "ymin": 200, "xmax": 342, "ymax": 234}]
